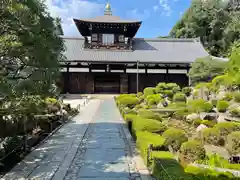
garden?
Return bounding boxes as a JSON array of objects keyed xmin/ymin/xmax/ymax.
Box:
[
  {"xmin": 115, "ymin": 44, "xmax": 240, "ymax": 179},
  {"xmin": 0, "ymin": 96, "xmax": 79, "ymax": 175}
]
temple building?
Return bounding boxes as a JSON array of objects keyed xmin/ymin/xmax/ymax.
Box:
[{"xmin": 60, "ymin": 2, "xmax": 209, "ymax": 94}]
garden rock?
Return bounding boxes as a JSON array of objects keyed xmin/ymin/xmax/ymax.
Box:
[
  {"xmin": 196, "ymin": 124, "xmax": 208, "ymax": 132},
  {"xmin": 200, "ymin": 112, "xmax": 218, "ymax": 121},
  {"xmin": 217, "ymin": 114, "xmax": 226, "ymax": 123},
  {"xmin": 186, "ymin": 113, "xmax": 200, "ymax": 122},
  {"xmin": 157, "ymin": 102, "xmax": 164, "ymax": 108}
]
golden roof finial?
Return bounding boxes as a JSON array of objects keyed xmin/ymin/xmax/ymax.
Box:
[{"xmin": 105, "ymin": 1, "xmax": 111, "ymax": 11}]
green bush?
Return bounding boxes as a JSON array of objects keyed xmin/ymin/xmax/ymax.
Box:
[
  {"xmin": 133, "ymin": 117, "xmax": 167, "ymax": 134},
  {"xmin": 162, "ymin": 128, "xmax": 188, "ymax": 152},
  {"xmin": 233, "ymin": 91, "xmax": 240, "ymax": 102},
  {"xmin": 182, "ymin": 87, "xmax": 192, "ymax": 96},
  {"xmin": 216, "ymin": 100, "xmax": 229, "ymax": 112},
  {"xmin": 116, "ymin": 95, "xmax": 139, "ymax": 108},
  {"xmin": 202, "ymin": 128, "xmax": 221, "ymax": 145},
  {"xmin": 137, "ymin": 92, "xmax": 143, "ymax": 97},
  {"xmin": 226, "ymin": 131, "xmax": 240, "ymax": 155},
  {"xmin": 143, "ymin": 87, "xmax": 156, "ymax": 97},
  {"xmin": 229, "ymin": 107, "xmax": 240, "ymax": 117},
  {"xmin": 222, "ymin": 92, "xmax": 233, "ymax": 101},
  {"xmin": 201, "ymin": 120, "xmax": 217, "ymax": 128},
  {"xmin": 215, "ymin": 122, "xmax": 236, "ymax": 137},
  {"xmin": 185, "ymin": 165, "xmax": 235, "ymax": 179},
  {"xmin": 124, "ymin": 113, "xmax": 138, "ymax": 122},
  {"xmin": 145, "ymin": 94, "xmax": 162, "ymax": 105},
  {"xmin": 180, "ymin": 140, "xmax": 206, "ymax": 164},
  {"xmin": 193, "ymin": 118, "xmax": 203, "ymax": 127},
  {"xmin": 138, "ymin": 109, "xmax": 162, "ymax": 121},
  {"xmin": 187, "ymin": 99, "xmax": 213, "ymax": 113},
  {"xmin": 136, "ymin": 131, "xmax": 166, "ymax": 164},
  {"xmin": 173, "ymin": 93, "xmax": 186, "ymax": 103},
  {"xmin": 211, "ymin": 99, "xmax": 218, "ymax": 107}
]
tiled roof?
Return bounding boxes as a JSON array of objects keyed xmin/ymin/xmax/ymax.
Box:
[
  {"xmin": 62, "ymin": 37, "xmax": 209, "ymax": 64},
  {"xmin": 75, "ymin": 15, "xmax": 141, "ymax": 23}
]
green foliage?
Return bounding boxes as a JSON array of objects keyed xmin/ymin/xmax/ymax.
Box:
[
  {"xmin": 216, "ymin": 100, "xmax": 229, "ymax": 112},
  {"xmin": 180, "ymin": 140, "xmax": 206, "ymax": 164},
  {"xmin": 215, "ymin": 122, "xmax": 236, "ymax": 137},
  {"xmin": 189, "ymin": 57, "xmax": 227, "ymax": 85},
  {"xmin": 155, "ymin": 82, "xmax": 180, "ymax": 99},
  {"xmin": 145, "ymin": 94, "xmax": 162, "ymax": 105},
  {"xmin": 173, "ymin": 93, "xmax": 186, "ymax": 103},
  {"xmin": 124, "ymin": 113, "xmax": 138, "ymax": 122},
  {"xmin": 201, "ymin": 120, "xmax": 217, "ymax": 128},
  {"xmin": 143, "ymin": 87, "xmax": 156, "ymax": 97},
  {"xmin": 212, "ymin": 74, "xmax": 235, "ymax": 89},
  {"xmin": 116, "ymin": 94, "xmax": 139, "ymax": 108},
  {"xmin": 133, "ymin": 117, "xmax": 167, "ymax": 134},
  {"xmin": 226, "ymin": 131, "xmax": 240, "ymax": 155},
  {"xmin": 202, "ymin": 128, "xmax": 221, "ymax": 145},
  {"xmin": 162, "ymin": 128, "xmax": 188, "ymax": 152},
  {"xmin": 229, "ymin": 107, "xmax": 240, "ymax": 117},
  {"xmin": 222, "ymin": 92, "xmax": 233, "ymax": 101},
  {"xmin": 187, "ymin": 99, "xmax": 213, "ymax": 113},
  {"xmin": 182, "ymin": 87, "xmax": 192, "ymax": 96},
  {"xmin": 233, "ymin": 91, "xmax": 240, "ymax": 102},
  {"xmin": 169, "ymin": 0, "xmax": 240, "ymax": 56},
  {"xmin": 197, "ymin": 153, "xmax": 240, "ymax": 171},
  {"xmin": 136, "ymin": 131, "xmax": 165, "ymax": 164},
  {"xmin": 138, "ymin": 109, "xmax": 162, "ymax": 121},
  {"xmin": 0, "ymin": 0, "xmax": 65, "ymax": 96}
]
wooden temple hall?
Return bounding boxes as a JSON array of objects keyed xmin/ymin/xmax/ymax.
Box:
[{"xmin": 60, "ymin": 2, "xmax": 208, "ymax": 94}]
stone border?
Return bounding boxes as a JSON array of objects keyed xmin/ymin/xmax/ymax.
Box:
[{"xmin": 116, "ymin": 104, "xmax": 152, "ymax": 180}]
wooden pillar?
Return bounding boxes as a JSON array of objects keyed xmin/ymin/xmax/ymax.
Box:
[
  {"xmin": 66, "ymin": 63, "xmax": 70, "ymax": 93},
  {"xmin": 120, "ymin": 74, "xmax": 128, "ymax": 94},
  {"xmin": 165, "ymin": 65, "xmax": 169, "ymax": 82},
  {"xmin": 187, "ymin": 67, "xmax": 191, "ymax": 86}
]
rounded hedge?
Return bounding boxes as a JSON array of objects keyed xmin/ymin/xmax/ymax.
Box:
[
  {"xmin": 173, "ymin": 93, "xmax": 186, "ymax": 103},
  {"xmin": 145, "ymin": 94, "xmax": 162, "ymax": 105},
  {"xmin": 216, "ymin": 100, "xmax": 229, "ymax": 112},
  {"xmin": 226, "ymin": 131, "xmax": 240, "ymax": 155},
  {"xmin": 215, "ymin": 122, "xmax": 236, "ymax": 137},
  {"xmin": 182, "ymin": 87, "xmax": 192, "ymax": 96},
  {"xmin": 138, "ymin": 109, "xmax": 162, "ymax": 121},
  {"xmin": 187, "ymin": 99, "xmax": 213, "ymax": 113},
  {"xmin": 162, "ymin": 128, "xmax": 188, "ymax": 152},
  {"xmin": 202, "ymin": 128, "xmax": 221, "ymax": 145},
  {"xmin": 143, "ymin": 87, "xmax": 156, "ymax": 97},
  {"xmin": 233, "ymin": 91, "xmax": 240, "ymax": 102},
  {"xmin": 133, "ymin": 117, "xmax": 167, "ymax": 134},
  {"xmin": 180, "ymin": 140, "xmax": 206, "ymax": 163}
]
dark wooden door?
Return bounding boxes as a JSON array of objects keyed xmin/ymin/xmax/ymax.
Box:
[{"xmin": 94, "ymin": 74, "xmax": 120, "ymax": 93}]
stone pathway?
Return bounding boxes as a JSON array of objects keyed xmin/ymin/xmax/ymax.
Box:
[{"xmin": 1, "ymin": 97, "xmax": 150, "ymax": 180}]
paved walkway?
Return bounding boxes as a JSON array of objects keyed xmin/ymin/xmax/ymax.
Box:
[{"xmin": 1, "ymin": 97, "xmax": 150, "ymax": 180}]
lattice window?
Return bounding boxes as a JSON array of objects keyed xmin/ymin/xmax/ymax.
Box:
[
  {"xmin": 102, "ymin": 34, "xmax": 114, "ymax": 45},
  {"xmin": 92, "ymin": 33, "xmax": 98, "ymax": 42},
  {"xmin": 118, "ymin": 35, "xmax": 125, "ymax": 42}
]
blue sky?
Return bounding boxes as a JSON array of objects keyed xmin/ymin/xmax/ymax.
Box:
[{"xmin": 46, "ymin": 0, "xmax": 191, "ymax": 38}]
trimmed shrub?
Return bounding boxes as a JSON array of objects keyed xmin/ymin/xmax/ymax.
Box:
[
  {"xmin": 145, "ymin": 94, "xmax": 162, "ymax": 105},
  {"xmin": 211, "ymin": 99, "xmax": 218, "ymax": 107},
  {"xmin": 138, "ymin": 109, "xmax": 162, "ymax": 121},
  {"xmin": 143, "ymin": 87, "xmax": 156, "ymax": 97},
  {"xmin": 173, "ymin": 93, "xmax": 186, "ymax": 103},
  {"xmin": 215, "ymin": 122, "xmax": 236, "ymax": 137},
  {"xmin": 216, "ymin": 100, "xmax": 229, "ymax": 112},
  {"xmin": 187, "ymin": 99, "xmax": 213, "ymax": 113},
  {"xmin": 163, "ymin": 90, "xmax": 174, "ymax": 99},
  {"xmin": 229, "ymin": 107, "xmax": 240, "ymax": 117},
  {"xmin": 222, "ymin": 92, "xmax": 233, "ymax": 101},
  {"xmin": 201, "ymin": 120, "xmax": 217, "ymax": 128},
  {"xmin": 233, "ymin": 91, "xmax": 240, "ymax": 102},
  {"xmin": 133, "ymin": 117, "xmax": 167, "ymax": 134},
  {"xmin": 226, "ymin": 131, "xmax": 240, "ymax": 155},
  {"xmin": 124, "ymin": 113, "xmax": 138, "ymax": 122},
  {"xmin": 116, "ymin": 95, "xmax": 139, "ymax": 108},
  {"xmin": 137, "ymin": 92, "xmax": 143, "ymax": 97},
  {"xmin": 179, "ymin": 140, "xmax": 206, "ymax": 164},
  {"xmin": 182, "ymin": 87, "xmax": 192, "ymax": 96},
  {"xmin": 193, "ymin": 118, "xmax": 203, "ymax": 127},
  {"xmin": 136, "ymin": 131, "xmax": 166, "ymax": 164},
  {"xmin": 162, "ymin": 128, "xmax": 188, "ymax": 152},
  {"xmin": 202, "ymin": 128, "xmax": 221, "ymax": 145}
]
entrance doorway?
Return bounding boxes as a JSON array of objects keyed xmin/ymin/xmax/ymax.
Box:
[{"xmin": 94, "ymin": 73, "xmax": 120, "ymax": 93}]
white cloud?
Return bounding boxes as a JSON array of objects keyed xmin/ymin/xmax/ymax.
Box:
[
  {"xmin": 153, "ymin": 5, "xmax": 159, "ymax": 12},
  {"xmin": 159, "ymin": 0, "xmax": 172, "ymax": 16},
  {"xmin": 128, "ymin": 8, "xmax": 150, "ymax": 20},
  {"xmin": 45, "ymin": 0, "xmax": 104, "ymax": 36}
]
